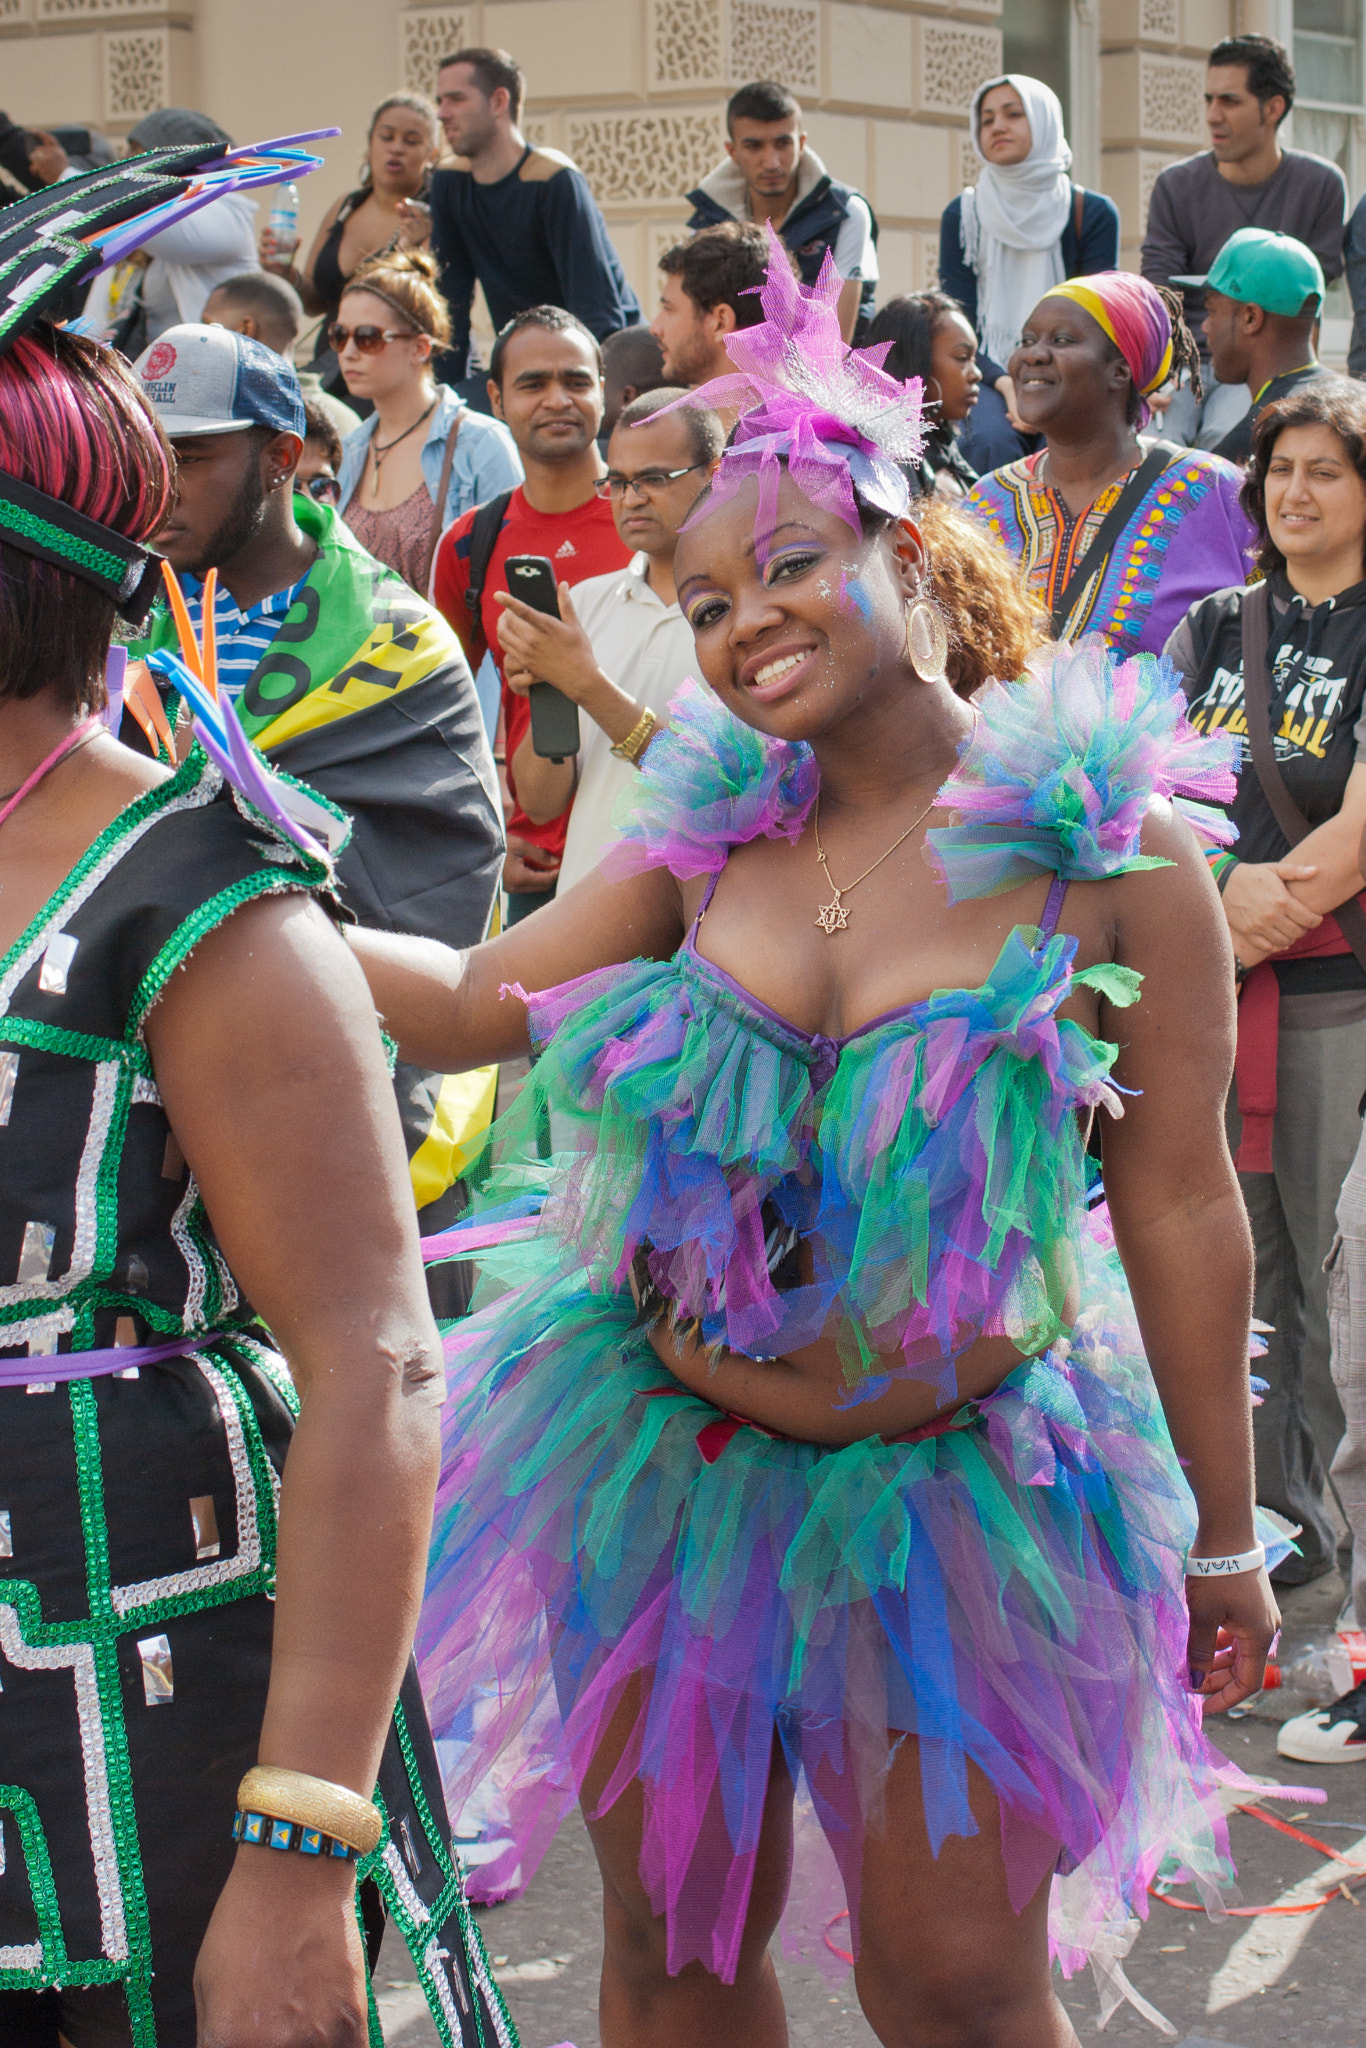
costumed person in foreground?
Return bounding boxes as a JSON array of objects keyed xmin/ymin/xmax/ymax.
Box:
[
  {"xmin": 0, "ymin": 147, "xmax": 513, "ymax": 2048},
  {"xmin": 347, "ymin": 231, "xmax": 1293, "ymax": 2047}
]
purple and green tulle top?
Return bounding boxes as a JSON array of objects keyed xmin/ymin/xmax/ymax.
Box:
[{"xmin": 494, "ymin": 638, "xmax": 1237, "ymax": 1403}]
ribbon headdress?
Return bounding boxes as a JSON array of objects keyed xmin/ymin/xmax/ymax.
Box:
[
  {"xmin": 673, "ymin": 223, "xmax": 926, "ymax": 560},
  {"xmin": 0, "ymin": 130, "xmax": 336, "ymax": 624}
]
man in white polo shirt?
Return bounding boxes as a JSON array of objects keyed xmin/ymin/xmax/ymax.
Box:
[{"xmin": 491, "ymin": 387, "xmax": 723, "ymax": 893}]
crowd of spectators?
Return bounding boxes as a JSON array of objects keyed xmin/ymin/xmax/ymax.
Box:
[{"xmin": 9, "ymin": 19, "xmax": 1366, "ymax": 1765}]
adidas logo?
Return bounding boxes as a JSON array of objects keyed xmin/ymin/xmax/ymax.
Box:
[{"xmin": 555, "ymin": 540, "xmax": 576, "ymax": 558}]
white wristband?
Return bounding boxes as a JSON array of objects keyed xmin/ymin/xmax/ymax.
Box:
[{"xmin": 1185, "ymin": 1543, "xmax": 1266, "ymax": 1577}]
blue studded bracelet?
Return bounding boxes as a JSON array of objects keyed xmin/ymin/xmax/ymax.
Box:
[{"xmin": 233, "ymin": 1809, "xmax": 358, "ymax": 1859}]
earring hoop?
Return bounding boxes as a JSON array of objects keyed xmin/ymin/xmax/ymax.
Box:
[{"xmin": 905, "ymin": 593, "xmax": 949, "ymax": 683}]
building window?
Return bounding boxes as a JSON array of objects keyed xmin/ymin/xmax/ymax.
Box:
[
  {"xmin": 1294, "ymin": 0, "xmax": 1361, "ymax": 115},
  {"xmin": 1293, "ymin": 0, "xmax": 1364, "ymax": 344},
  {"xmin": 1003, "ymin": 0, "xmax": 1071, "ymax": 133}
]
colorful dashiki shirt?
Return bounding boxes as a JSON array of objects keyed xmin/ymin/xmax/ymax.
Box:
[{"xmin": 966, "ymin": 447, "xmax": 1254, "ymax": 656}]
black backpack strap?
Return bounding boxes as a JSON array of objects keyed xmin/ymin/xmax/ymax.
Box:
[
  {"xmin": 463, "ymin": 489, "xmax": 513, "ymax": 625},
  {"xmin": 1049, "ymin": 442, "xmax": 1179, "ymax": 638}
]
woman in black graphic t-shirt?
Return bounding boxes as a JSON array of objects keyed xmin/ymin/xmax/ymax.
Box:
[{"xmin": 1165, "ymin": 379, "xmax": 1366, "ymax": 1590}]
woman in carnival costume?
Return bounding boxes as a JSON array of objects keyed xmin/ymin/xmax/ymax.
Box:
[
  {"xmin": 350, "ymin": 232, "xmax": 1289, "ymax": 2046},
  {"xmin": 0, "ymin": 152, "xmax": 513, "ymax": 2047}
]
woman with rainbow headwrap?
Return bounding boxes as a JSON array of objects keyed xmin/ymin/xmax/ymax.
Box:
[
  {"xmin": 348, "ymin": 231, "xmax": 1301, "ymax": 2045},
  {"xmin": 967, "ymin": 271, "xmax": 1254, "ymax": 655}
]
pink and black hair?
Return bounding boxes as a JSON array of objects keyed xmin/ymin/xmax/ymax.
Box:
[{"xmin": 0, "ymin": 326, "xmax": 173, "ymax": 709}]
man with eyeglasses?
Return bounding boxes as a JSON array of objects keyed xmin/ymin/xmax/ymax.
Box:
[{"xmin": 491, "ymin": 388, "xmax": 724, "ymax": 893}]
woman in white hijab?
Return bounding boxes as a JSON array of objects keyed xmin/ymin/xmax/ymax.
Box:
[{"xmin": 939, "ymin": 75, "xmax": 1119, "ymax": 474}]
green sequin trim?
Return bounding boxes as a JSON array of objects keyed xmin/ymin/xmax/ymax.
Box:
[
  {"xmin": 0, "ymin": 494, "xmax": 127, "ymax": 585},
  {"xmin": 129, "ymin": 867, "xmax": 324, "ymax": 1041},
  {"xmin": 0, "ymin": 1017, "xmax": 152, "ymax": 1075}
]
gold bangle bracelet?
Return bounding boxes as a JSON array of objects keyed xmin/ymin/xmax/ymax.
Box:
[
  {"xmin": 236, "ymin": 1765, "xmax": 383, "ymax": 1858},
  {"xmin": 610, "ymin": 705, "xmax": 658, "ymax": 766}
]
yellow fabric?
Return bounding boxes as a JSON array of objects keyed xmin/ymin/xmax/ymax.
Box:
[
  {"xmin": 1046, "ymin": 281, "xmax": 1174, "ymax": 395},
  {"xmin": 252, "ymin": 612, "xmax": 454, "ymax": 750},
  {"xmin": 409, "ymin": 1065, "xmax": 499, "ymax": 1210}
]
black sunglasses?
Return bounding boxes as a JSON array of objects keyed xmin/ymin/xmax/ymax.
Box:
[{"xmin": 295, "ymin": 474, "xmax": 341, "ymax": 504}]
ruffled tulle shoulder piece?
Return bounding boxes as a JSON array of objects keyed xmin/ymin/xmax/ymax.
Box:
[
  {"xmin": 602, "ymin": 677, "xmax": 819, "ymax": 881},
  {"xmin": 927, "ymin": 636, "xmax": 1239, "ymax": 903}
]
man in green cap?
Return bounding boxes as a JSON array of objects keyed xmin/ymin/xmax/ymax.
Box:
[{"xmin": 1172, "ymin": 225, "xmax": 1333, "ymax": 466}]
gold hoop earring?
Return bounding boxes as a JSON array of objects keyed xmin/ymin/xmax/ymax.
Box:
[{"xmin": 905, "ymin": 594, "xmax": 949, "ymax": 683}]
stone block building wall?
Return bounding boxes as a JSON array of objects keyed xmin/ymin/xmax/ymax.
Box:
[
  {"xmin": 1099, "ymin": 0, "xmax": 1233, "ymax": 272},
  {"xmin": 2, "ymin": 0, "xmax": 1331, "ymax": 329}
]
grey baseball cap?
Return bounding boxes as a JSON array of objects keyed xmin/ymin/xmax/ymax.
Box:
[{"xmin": 133, "ymin": 324, "xmax": 306, "ymax": 439}]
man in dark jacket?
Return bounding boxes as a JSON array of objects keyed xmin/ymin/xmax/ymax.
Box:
[
  {"xmin": 685, "ymin": 79, "xmax": 877, "ymax": 343},
  {"xmin": 426, "ymin": 45, "xmax": 640, "ymax": 380}
]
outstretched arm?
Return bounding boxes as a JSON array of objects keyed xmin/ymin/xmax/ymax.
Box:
[
  {"xmin": 1099, "ymin": 804, "xmax": 1278, "ymax": 1712},
  {"xmin": 145, "ymin": 891, "xmax": 445, "ymax": 2045},
  {"xmin": 347, "ymin": 860, "xmax": 686, "ymax": 1071}
]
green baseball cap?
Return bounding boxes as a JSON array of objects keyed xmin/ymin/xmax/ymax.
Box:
[{"xmin": 1170, "ymin": 227, "xmax": 1324, "ymax": 317}]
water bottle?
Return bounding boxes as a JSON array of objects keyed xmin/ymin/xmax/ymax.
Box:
[
  {"xmin": 1230, "ymin": 1626, "xmax": 1356, "ymax": 1719},
  {"xmin": 265, "ymin": 182, "xmax": 299, "ymax": 260}
]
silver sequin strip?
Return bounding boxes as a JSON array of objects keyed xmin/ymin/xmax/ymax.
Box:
[
  {"xmin": 111, "ymin": 1358, "xmax": 260, "ymax": 1614},
  {"xmin": 0, "ymin": 1605, "xmax": 128, "ymax": 1960}
]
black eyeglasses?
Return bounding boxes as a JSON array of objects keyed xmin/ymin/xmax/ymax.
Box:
[
  {"xmin": 326, "ymin": 322, "xmax": 418, "ymax": 354},
  {"xmin": 594, "ymin": 463, "xmax": 706, "ymax": 500},
  {"xmin": 295, "ymin": 474, "xmax": 341, "ymax": 504}
]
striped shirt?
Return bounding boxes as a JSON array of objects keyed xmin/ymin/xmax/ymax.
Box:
[{"xmin": 178, "ymin": 570, "xmax": 309, "ymax": 704}]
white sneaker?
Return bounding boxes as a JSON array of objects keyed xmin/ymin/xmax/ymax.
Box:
[{"xmin": 1277, "ymin": 1676, "xmax": 1366, "ymax": 1763}]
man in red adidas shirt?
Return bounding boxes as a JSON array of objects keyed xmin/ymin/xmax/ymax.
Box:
[{"xmin": 433, "ymin": 306, "xmax": 630, "ymax": 920}]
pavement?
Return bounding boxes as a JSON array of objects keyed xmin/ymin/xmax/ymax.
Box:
[{"xmin": 375, "ymin": 1564, "xmax": 1366, "ymax": 2048}]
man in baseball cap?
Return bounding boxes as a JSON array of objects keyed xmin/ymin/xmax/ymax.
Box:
[
  {"xmin": 128, "ymin": 320, "xmax": 504, "ymax": 1323},
  {"xmin": 1171, "ymin": 227, "xmax": 1333, "ymax": 465}
]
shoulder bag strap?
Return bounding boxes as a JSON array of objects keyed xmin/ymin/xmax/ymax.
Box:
[
  {"xmin": 420, "ymin": 411, "xmax": 461, "ymax": 599},
  {"xmin": 1240, "ymin": 579, "xmax": 1366, "ymax": 968},
  {"xmin": 1048, "ymin": 442, "xmax": 1179, "ymax": 638},
  {"xmin": 463, "ymin": 488, "xmax": 515, "ymax": 624}
]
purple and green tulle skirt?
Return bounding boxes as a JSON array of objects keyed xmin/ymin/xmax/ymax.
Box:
[{"xmin": 416, "ymin": 1224, "xmax": 1266, "ymax": 1998}]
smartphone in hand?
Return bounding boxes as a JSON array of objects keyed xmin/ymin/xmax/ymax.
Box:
[{"xmin": 503, "ymin": 555, "xmax": 581, "ymax": 762}]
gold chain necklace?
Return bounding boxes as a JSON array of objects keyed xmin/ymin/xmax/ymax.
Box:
[{"xmin": 811, "ymin": 790, "xmax": 939, "ymax": 934}]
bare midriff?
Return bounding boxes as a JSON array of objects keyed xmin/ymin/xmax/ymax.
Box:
[{"xmin": 645, "ymin": 1318, "xmax": 1050, "ymax": 1448}]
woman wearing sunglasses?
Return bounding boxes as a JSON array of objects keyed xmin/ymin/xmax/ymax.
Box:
[{"xmin": 334, "ymin": 250, "xmax": 521, "ymax": 592}]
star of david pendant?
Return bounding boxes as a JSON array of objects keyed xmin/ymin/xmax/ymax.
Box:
[{"xmin": 816, "ymin": 895, "xmax": 849, "ymax": 934}]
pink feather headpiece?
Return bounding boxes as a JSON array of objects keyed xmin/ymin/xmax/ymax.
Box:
[{"xmin": 672, "ymin": 222, "xmax": 925, "ymax": 559}]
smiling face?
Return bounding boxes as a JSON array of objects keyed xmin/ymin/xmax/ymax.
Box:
[
  {"xmin": 673, "ymin": 468, "xmax": 923, "ymax": 746},
  {"xmin": 1009, "ymin": 295, "xmax": 1133, "ymax": 436},
  {"xmin": 490, "ymin": 324, "xmax": 603, "ymax": 461},
  {"xmin": 977, "ymin": 84, "xmax": 1033, "ymax": 167},
  {"xmin": 928, "ymin": 310, "xmax": 981, "ymax": 422},
  {"xmin": 367, "ymin": 106, "xmax": 436, "ymax": 196},
  {"xmin": 1264, "ymin": 423, "xmax": 1366, "ymax": 581}
]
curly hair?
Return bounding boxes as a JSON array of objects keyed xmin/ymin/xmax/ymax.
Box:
[
  {"xmin": 1242, "ymin": 377, "xmax": 1366, "ymax": 580},
  {"xmin": 918, "ymin": 499, "xmax": 1049, "ymax": 699},
  {"xmin": 0, "ymin": 324, "xmax": 173, "ymax": 710}
]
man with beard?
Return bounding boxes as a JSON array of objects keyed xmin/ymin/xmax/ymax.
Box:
[
  {"xmin": 651, "ymin": 222, "xmax": 771, "ymax": 389},
  {"xmin": 129, "ymin": 323, "xmax": 504, "ymax": 1308}
]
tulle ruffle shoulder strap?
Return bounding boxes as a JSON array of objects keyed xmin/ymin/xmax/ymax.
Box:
[
  {"xmin": 602, "ymin": 677, "xmax": 819, "ymax": 880},
  {"xmin": 927, "ymin": 636, "xmax": 1238, "ymax": 904}
]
